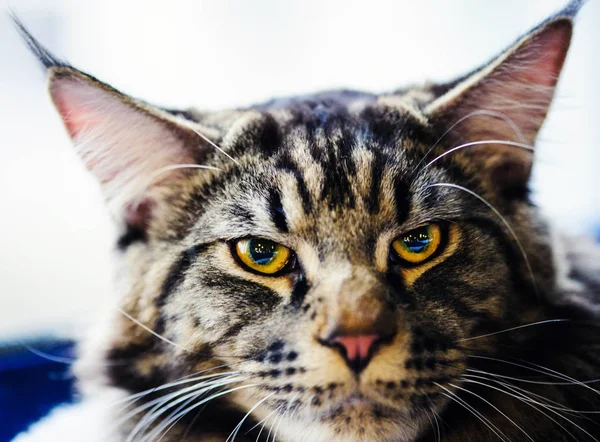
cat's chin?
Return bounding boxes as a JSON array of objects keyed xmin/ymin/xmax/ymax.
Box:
[
  {"xmin": 324, "ymin": 391, "xmax": 399, "ymax": 415},
  {"xmin": 294, "ymin": 393, "xmax": 419, "ymax": 442},
  {"xmin": 277, "ymin": 398, "xmax": 419, "ymax": 442}
]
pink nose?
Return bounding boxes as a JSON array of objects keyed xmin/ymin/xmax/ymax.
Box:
[
  {"xmin": 327, "ymin": 334, "xmax": 381, "ymax": 373},
  {"xmin": 333, "ymin": 334, "xmax": 379, "ymax": 361}
]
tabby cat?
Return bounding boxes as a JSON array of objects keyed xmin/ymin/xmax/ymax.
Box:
[{"xmin": 14, "ymin": 1, "xmax": 600, "ymax": 441}]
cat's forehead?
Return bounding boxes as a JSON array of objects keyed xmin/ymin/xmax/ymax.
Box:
[{"xmin": 190, "ymin": 101, "xmax": 461, "ymax": 251}]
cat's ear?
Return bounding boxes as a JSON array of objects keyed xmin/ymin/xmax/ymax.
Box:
[
  {"xmin": 15, "ymin": 18, "xmax": 215, "ymax": 232},
  {"xmin": 424, "ymin": 1, "xmax": 582, "ymax": 192}
]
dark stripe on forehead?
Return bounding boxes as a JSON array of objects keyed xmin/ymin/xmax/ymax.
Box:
[
  {"xmin": 267, "ymin": 188, "xmax": 289, "ymax": 233},
  {"xmin": 360, "ymin": 104, "xmax": 432, "ymax": 147},
  {"xmin": 393, "ymin": 176, "xmax": 412, "ymax": 225},
  {"xmin": 367, "ymin": 148, "xmax": 388, "ymax": 214},
  {"xmin": 310, "ymin": 130, "xmax": 356, "ymax": 209},
  {"xmin": 157, "ymin": 243, "xmax": 209, "ymax": 308},
  {"xmin": 228, "ymin": 113, "xmax": 283, "ymax": 158},
  {"xmin": 275, "ymin": 150, "xmax": 312, "ymax": 214}
]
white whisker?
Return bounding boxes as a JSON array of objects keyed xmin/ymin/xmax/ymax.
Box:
[
  {"xmin": 421, "ymin": 139, "xmax": 534, "ymax": 172},
  {"xmin": 450, "ymin": 381, "xmax": 534, "ymax": 441},
  {"xmin": 116, "ymin": 307, "xmax": 196, "ymax": 354},
  {"xmin": 469, "ymin": 355, "xmax": 600, "ymax": 395},
  {"xmin": 249, "ymin": 408, "xmax": 278, "ymax": 442},
  {"xmin": 190, "ymin": 127, "xmax": 241, "ymax": 166},
  {"xmin": 436, "ymin": 384, "xmax": 509, "ymax": 441},
  {"xmin": 457, "ymin": 319, "xmax": 569, "ymax": 342},
  {"xmin": 227, "ymin": 392, "xmax": 276, "ymax": 442},
  {"xmin": 141, "ymin": 383, "xmax": 257, "ymax": 442},
  {"xmin": 154, "ymin": 395, "xmax": 200, "ymax": 442},
  {"xmin": 113, "ymin": 367, "xmax": 244, "ymax": 408},
  {"xmin": 112, "ymin": 373, "xmax": 240, "ymax": 433},
  {"xmin": 463, "ymin": 377, "xmax": 597, "ymax": 441},
  {"xmin": 467, "ymin": 368, "xmax": 600, "ymax": 387},
  {"xmin": 462, "ymin": 376, "xmax": 579, "ymax": 441},
  {"xmin": 427, "ymin": 183, "xmax": 539, "ymax": 299},
  {"xmin": 126, "ymin": 376, "xmax": 244, "ymax": 442},
  {"xmin": 22, "ymin": 344, "xmax": 79, "ymax": 365},
  {"xmin": 411, "ymin": 109, "xmax": 525, "ymax": 175},
  {"xmin": 465, "ymin": 372, "xmax": 600, "ymax": 415}
]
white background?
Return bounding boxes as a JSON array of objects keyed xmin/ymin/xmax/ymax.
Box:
[{"xmin": 0, "ymin": 0, "xmax": 598, "ymax": 340}]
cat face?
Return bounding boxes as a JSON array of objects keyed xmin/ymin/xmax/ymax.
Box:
[
  {"xmin": 16, "ymin": 3, "xmax": 583, "ymax": 441},
  {"xmin": 118, "ymin": 111, "xmax": 552, "ymax": 441}
]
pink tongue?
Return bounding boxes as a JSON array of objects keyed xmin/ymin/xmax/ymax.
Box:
[{"xmin": 334, "ymin": 335, "xmax": 378, "ymax": 360}]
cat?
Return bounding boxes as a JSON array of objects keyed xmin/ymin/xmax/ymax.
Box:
[{"xmin": 13, "ymin": 1, "xmax": 600, "ymax": 441}]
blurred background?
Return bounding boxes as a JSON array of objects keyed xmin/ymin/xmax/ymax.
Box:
[{"xmin": 0, "ymin": 0, "xmax": 598, "ymax": 439}]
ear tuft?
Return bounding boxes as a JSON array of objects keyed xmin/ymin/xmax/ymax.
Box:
[{"xmin": 12, "ymin": 14, "xmax": 69, "ymax": 71}]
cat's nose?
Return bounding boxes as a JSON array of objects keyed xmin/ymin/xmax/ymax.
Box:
[{"xmin": 321, "ymin": 333, "xmax": 384, "ymax": 373}]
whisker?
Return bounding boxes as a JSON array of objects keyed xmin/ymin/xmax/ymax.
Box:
[
  {"xmin": 463, "ymin": 377, "xmax": 598, "ymax": 441},
  {"xmin": 476, "ymin": 375, "xmax": 600, "ymax": 432},
  {"xmin": 457, "ymin": 319, "xmax": 569, "ymax": 342},
  {"xmin": 273, "ymin": 394, "xmax": 298, "ymax": 442},
  {"xmin": 112, "ymin": 361, "xmax": 251, "ymax": 408},
  {"xmin": 519, "ymin": 358, "xmax": 600, "ymax": 396},
  {"xmin": 116, "ymin": 307, "xmax": 246, "ymax": 359},
  {"xmin": 436, "ymin": 385, "xmax": 509, "ymax": 442},
  {"xmin": 113, "ymin": 368, "xmax": 244, "ymax": 408},
  {"xmin": 423, "ymin": 409, "xmax": 439, "ymax": 442},
  {"xmin": 189, "ymin": 127, "xmax": 241, "ymax": 166},
  {"xmin": 411, "ymin": 109, "xmax": 525, "ymax": 176},
  {"xmin": 420, "ymin": 140, "xmax": 534, "ymax": 174},
  {"xmin": 467, "ymin": 368, "xmax": 600, "ymax": 387},
  {"xmin": 153, "ymin": 384, "xmax": 232, "ymax": 442},
  {"xmin": 123, "ymin": 376, "xmax": 244, "ymax": 441},
  {"xmin": 469, "ymin": 355, "xmax": 600, "ymax": 395},
  {"xmin": 462, "ymin": 377, "xmax": 579, "ymax": 441},
  {"xmin": 424, "ymin": 395, "xmax": 442, "ymax": 442},
  {"xmin": 154, "ymin": 394, "xmax": 200, "ymax": 442},
  {"xmin": 134, "ymin": 382, "xmax": 234, "ymax": 442},
  {"xmin": 432, "ymin": 408, "xmax": 442, "ymax": 442},
  {"xmin": 141, "ymin": 383, "xmax": 258, "ymax": 442},
  {"xmin": 112, "ymin": 372, "xmax": 241, "ymax": 432},
  {"xmin": 427, "ymin": 183, "xmax": 539, "ymax": 299},
  {"xmin": 227, "ymin": 392, "xmax": 276, "ymax": 442},
  {"xmin": 180, "ymin": 406, "xmax": 204, "ymax": 441},
  {"xmin": 248, "ymin": 408, "xmax": 278, "ymax": 441},
  {"xmin": 465, "ymin": 372, "xmax": 600, "ymax": 415},
  {"xmin": 266, "ymin": 402, "xmax": 288, "ymax": 442},
  {"xmin": 116, "ymin": 307, "xmax": 197, "ymax": 354},
  {"xmin": 450, "ymin": 381, "xmax": 534, "ymax": 441},
  {"xmin": 22, "ymin": 344, "xmax": 78, "ymax": 365}
]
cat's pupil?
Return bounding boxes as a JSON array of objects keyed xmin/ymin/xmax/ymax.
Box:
[
  {"xmin": 249, "ymin": 239, "xmax": 278, "ymax": 265},
  {"xmin": 403, "ymin": 228, "xmax": 431, "ymax": 253}
]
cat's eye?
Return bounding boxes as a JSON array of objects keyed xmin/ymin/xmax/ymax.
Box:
[
  {"xmin": 233, "ymin": 238, "xmax": 294, "ymax": 275},
  {"xmin": 391, "ymin": 224, "xmax": 443, "ymax": 264}
]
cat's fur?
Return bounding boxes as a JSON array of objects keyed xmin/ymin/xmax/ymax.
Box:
[{"xmin": 14, "ymin": 1, "xmax": 600, "ymax": 441}]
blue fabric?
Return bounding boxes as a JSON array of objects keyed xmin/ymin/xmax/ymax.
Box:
[{"xmin": 0, "ymin": 340, "xmax": 75, "ymax": 442}]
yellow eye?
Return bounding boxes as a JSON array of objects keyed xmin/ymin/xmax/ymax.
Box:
[
  {"xmin": 234, "ymin": 238, "xmax": 293, "ymax": 275},
  {"xmin": 392, "ymin": 224, "xmax": 443, "ymax": 264}
]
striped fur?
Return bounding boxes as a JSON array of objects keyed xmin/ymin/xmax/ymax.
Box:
[{"xmin": 15, "ymin": 1, "xmax": 600, "ymax": 441}]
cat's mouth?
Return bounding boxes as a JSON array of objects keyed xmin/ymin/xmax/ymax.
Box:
[{"xmin": 317, "ymin": 391, "xmax": 405, "ymax": 421}]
